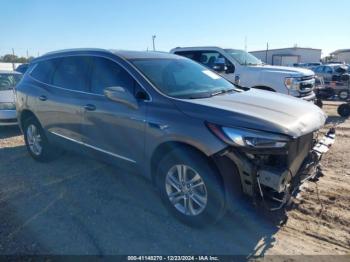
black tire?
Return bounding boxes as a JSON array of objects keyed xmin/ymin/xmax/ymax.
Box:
[
  {"xmin": 23, "ymin": 117, "xmax": 60, "ymax": 162},
  {"xmin": 338, "ymin": 103, "xmax": 350, "ymax": 117},
  {"xmin": 338, "ymin": 90, "xmax": 349, "ymax": 101},
  {"xmin": 156, "ymin": 148, "xmax": 226, "ymax": 227}
]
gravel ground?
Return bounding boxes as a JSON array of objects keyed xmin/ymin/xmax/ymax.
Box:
[{"xmin": 0, "ymin": 102, "xmax": 349, "ymax": 256}]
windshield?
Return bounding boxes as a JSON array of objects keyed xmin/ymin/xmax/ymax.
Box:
[
  {"xmin": 224, "ymin": 49, "xmax": 263, "ymax": 66},
  {"xmin": 0, "ymin": 73, "xmax": 22, "ymax": 91},
  {"xmin": 132, "ymin": 58, "xmax": 237, "ymax": 99}
]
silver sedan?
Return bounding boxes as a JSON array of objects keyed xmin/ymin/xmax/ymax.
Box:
[{"xmin": 0, "ymin": 70, "xmax": 22, "ymax": 126}]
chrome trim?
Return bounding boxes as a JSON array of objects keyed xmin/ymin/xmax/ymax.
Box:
[{"xmin": 50, "ymin": 131, "xmax": 136, "ymax": 163}]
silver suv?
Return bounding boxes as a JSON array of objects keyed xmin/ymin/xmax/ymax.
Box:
[{"xmin": 15, "ymin": 49, "xmax": 334, "ymax": 226}]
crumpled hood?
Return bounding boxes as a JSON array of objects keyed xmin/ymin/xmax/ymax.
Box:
[
  {"xmin": 248, "ymin": 64, "xmax": 314, "ymax": 77},
  {"xmin": 0, "ymin": 89, "xmax": 15, "ymax": 103},
  {"xmin": 174, "ymin": 89, "xmax": 326, "ymax": 138}
]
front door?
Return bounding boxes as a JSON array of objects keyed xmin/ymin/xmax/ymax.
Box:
[{"xmin": 81, "ymin": 56, "xmax": 147, "ymax": 166}]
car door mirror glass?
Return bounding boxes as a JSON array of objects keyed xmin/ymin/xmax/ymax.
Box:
[{"xmin": 104, "ymin": 86, "xmax": 138, "ymax": 109}]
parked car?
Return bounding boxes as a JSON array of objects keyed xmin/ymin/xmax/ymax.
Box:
[
  {"xmin": 293, "ymin": 62, "xmax": 321, "ymax": 70},
  {"xmin": 15, "ymin": 49, "xmax": 334, "ymax": 226},
  {"xmin": 15, "ymin": 63, "xmax": 29, "ymax": 74},
  {"xmin": 313, "ymin": 64, "xmax": 349, "ymax": 82},
  {"xmin": 313, "ymin": 64, "xmax": 350, "ymax": 100},
  {"xmin": 0, "ymin": 70, "xmax": 22, "ymax": 126},
  {"xmin": 170, "ymin": 47, "xmax": 317, "ymax": 102}
]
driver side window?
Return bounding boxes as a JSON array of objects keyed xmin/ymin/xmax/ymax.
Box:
[{"xmin": 90, "ymin": 57, "xmax": 135, "ymax": 95}]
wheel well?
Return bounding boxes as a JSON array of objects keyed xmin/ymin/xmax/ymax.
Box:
[
  {"xmin": 150, "ymin": 142, "xmax": 220, "ymax": 184},
  {"xmin": 19, "ymin": 110, "xmax": 37, "ymax": 129},
  {"xmin": 252, "ymin": 86, "xmax": 276, "ymax": 92}
]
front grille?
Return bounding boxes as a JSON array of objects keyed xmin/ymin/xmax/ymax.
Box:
[{"xmin": 300, "ymin": 75, "xmax": 315, "ymax": 81}]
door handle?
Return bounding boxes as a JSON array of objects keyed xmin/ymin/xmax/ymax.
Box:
[
  {"xmin": 84, "ymin": 104, "xmax": 96, "ymax": 111},
  {"xmin": 39, "ymin": 95, "xmax": 47, "ymax": 101}
]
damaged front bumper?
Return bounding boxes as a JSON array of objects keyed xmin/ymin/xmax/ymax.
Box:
[
  {"xmin": 256, "ymin": 127, "xmax": 336, "ymax": 211},
  {"xmin": 216, "ymin": 127, "xmax": 336, "ymax": 212}
]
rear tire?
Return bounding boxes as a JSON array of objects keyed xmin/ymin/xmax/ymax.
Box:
[
  {"xmin": 338, "ymin": 103, "xmax": 350, "ymax": 117},
  {"xmin": 156, "ymin": 148, "xmax": 226, "ymax": 227},
  {"xmin": 23, "ymin": 117, "xmax": 61, "ymax": 162}
]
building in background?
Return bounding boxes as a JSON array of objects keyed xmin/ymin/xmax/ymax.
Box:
[
  {"xmin": 250, "ymin": 47, "xmax": 322, "ymax": 66},
  {"xmin": 330, "ymin": 49, "xmax": 350, "ymax": 64}
]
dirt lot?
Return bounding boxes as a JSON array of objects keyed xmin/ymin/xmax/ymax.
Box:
[{"xmin": 0, "ymin": 102, "xmax": 349, "ymax": 256}]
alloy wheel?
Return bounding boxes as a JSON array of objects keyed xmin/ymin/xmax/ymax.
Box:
[
  {"xmin": 165, "ymin": 164, "xmax": 208, "ymax": 216},
  {"xmin": 26, "ymin": 124, "xmax": 42, "ymax": 156}
]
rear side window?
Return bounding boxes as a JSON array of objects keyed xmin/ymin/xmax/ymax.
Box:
[
  {"xmin": 52, "ymin": 56, "xmax": 91, "ymax": 92},
  {"xmin": 90, "ymin": 57, "xmax": 134, "ymax": 95},
  {"xmin": 30, "ymin": 60, "xmax": 58, "ymax": 84}
]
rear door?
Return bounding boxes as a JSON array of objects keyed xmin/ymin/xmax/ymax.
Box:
[
  {"xmin": 81, "ymin": 56, "xmax": 147, "ymax": 165},
  {"xmin": 33, "ymin": 56, "xmax": 92, "ymax": 143}
]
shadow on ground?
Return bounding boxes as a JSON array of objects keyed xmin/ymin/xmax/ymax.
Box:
[
  {"xmin": 326, "ymin": 115, "xmax": 348, "ymax": 126},
  {"xmin": 0, "ymin": 126, "xmax": 21, "ymax": 139},
  {"xmin": 0, "ymin": 143, "xmax": 284, "ymax": 257}
]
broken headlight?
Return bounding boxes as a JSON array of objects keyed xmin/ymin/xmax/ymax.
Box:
[{"xmin": 207, "ymin": 123, "xmax": 290, "ymax": 149}]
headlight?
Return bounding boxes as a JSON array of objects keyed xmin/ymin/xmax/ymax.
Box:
[
  {"xmin": 207, "ymin": 123, "xmax": 290, "ymax": 149},
  {"xmin": 284, "ymin": 77, "xmax": 299, "ymax": 90},
  {"xmin": 0, "ymin": 102, "xmax": 16, "ymax": 110}
]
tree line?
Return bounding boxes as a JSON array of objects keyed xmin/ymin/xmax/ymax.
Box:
[{"xmin": 0, "ymin": 54, "xmax": 34, "ymax": 63}]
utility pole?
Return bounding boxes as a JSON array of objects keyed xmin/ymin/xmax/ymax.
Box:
[
  {"xmin": 152, "ymin": 35, "xmax": 156, "ymax": 51},
  {"xmin": 26, "ymin": 49, "xmax": 29, "ymax": 58},
  {"xmin": 265, "ymin": 42, "xmax": 269, "ymax": 64},
  {"xmin": 244, "ymin": 36, "xmax": 247, "ymax": 52}
]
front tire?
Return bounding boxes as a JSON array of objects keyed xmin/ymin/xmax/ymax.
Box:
[
  {"xmin": 23, "ymin": 117, "xmax": 60, "ymax": 162},
  {"xmin": 156, "ymin": 148, "xmax": 226, "ymax": 227},
  {"xmin": 338, "ymin": 103, "xmax": 350, "ymax": 117}
]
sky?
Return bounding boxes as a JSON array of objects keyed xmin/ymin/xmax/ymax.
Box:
[{"xmin": 1, "ymin": 0, "xmax": 349, "ymax": 58}]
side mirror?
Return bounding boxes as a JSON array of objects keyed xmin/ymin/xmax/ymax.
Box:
[
  {"xmin": 212, "ymin": 58, "xmax": 227, "ymax": 73},
  {"xmin": 104, "ymin": 86, "xmax": 138, "ymax": 109}
]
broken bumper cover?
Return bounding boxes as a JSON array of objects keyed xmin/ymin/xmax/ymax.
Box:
[{"xmin": 258, "ymin": 128, "xmax": 336, "ymax": 211}]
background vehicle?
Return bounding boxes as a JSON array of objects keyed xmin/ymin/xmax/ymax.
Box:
[
  {"xmin": 15, "ymin": 63, "xmax": 29, "ymax": 74},
  {"xmin": 293, "ymin": 62, "xmax": 322, "ymax": 70},
  {"xmin": 16, "ymin": 49, "xmax": 331, "ymax": 226},
  {"xmin": 313, "ymin": 64, "xmax": 350, "ymax": 100},
  {"xmin": 0, "ymin": 70, "xmax": 22, "ymax": 126},
  {"xmin": 171, "ymin": 46, "xmax": 316, "ymax": 102},
  {"xmin": 313, "ymin": 64, "xmax": 349, "ymax": 82}
]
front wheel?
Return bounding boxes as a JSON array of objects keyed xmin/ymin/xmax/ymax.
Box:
[
  {"xmin": 338, "ymin": 103, "xmax": 350, "ymax": 117},
  {"xmin": 156, "ymin": 149, "xmax": 226, "ymax": 227},
  {"xmin": 23, "ymin": 117, "xmax": 60, "ymax": 162}
]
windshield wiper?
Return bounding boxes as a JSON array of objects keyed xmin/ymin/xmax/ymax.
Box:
[{"xmin": 210, "ymin": 88, "xmax": 237, "ymax": 97}]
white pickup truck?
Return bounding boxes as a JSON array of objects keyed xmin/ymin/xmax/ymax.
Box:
[{"xmin": 171, "ymin": 46, "xmax": 316, "ymax": 101}]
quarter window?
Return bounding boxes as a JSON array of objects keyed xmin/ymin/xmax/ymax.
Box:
[
  {"xmin": 90, "ymin": 57, "xmax": 134, "ymax": 95},
  {"xmin": 52, "ymin": 56, "xmax": 91, "ymax": 91}
]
